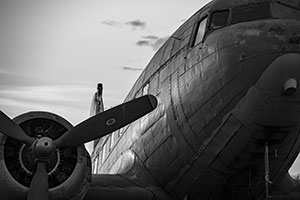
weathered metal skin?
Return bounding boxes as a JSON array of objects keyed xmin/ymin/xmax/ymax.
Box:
[
  {"xmin": 3, "ymin": 0, "xmax": 300, "ymax": 199},
  {"xmin": 0, "ymin": 112, "xmax": 91, "ymax": 200},
  {"xmin": 93, "ymin": 0, "xmax": 300, "ymax": 199},
  {"xmin": 85, "ymin": 150, "xmax": 173, "ymax": 200},
  {"xmin": 163, "ymin": 24, "xmax": 300, "ymax": 199}
]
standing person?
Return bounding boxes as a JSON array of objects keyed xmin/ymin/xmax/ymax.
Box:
[
  {"xmin": 90, "ymin": 83, "xmax": 104, "ymax": 116},
  {"xmin": 87, "ymin": 83, "xmax": 105, "ymax": 156}
]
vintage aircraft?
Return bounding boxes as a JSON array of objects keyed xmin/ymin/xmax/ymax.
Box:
[{"xmin": 1, "ymin": 0, "xmax": 300, "ymax": 199}]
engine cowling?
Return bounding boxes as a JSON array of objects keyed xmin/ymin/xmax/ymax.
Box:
[{"xmin": 0, "ymin": 111, "xmax": 92, "ymax": 200}]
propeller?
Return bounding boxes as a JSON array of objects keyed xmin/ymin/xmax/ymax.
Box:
[
  {"xmin": 27, "ymin": 137, "xmax": 55, "ymax": 200},
  {"xmin": 0, "ymin": 110, "xmax": 34, "ymax": 145},
  {"xmin": 0, "ymin": 94, "xmax": 158, "ymax": 200},
  {"xmin": 27, "ymin": 162, "xmax": 49, "ymax": 200},
  {"xmin": 54, "ymin": 94, "xmax": 158, "ymax": 148}
]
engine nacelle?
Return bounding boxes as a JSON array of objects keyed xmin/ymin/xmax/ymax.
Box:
[{"xmin": 0, "ymin": 111, "xmax": 92, "ymax": 200}]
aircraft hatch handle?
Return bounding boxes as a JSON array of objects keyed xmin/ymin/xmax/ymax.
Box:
[
  {"xmin": 54, "ymin": 94, "xmax": 158, "ymax": 148},
  {"xmin": 27, "ymin": 162, "xmax": 49, "ymax": 200},
  {"xmin": 0, "ymin": 110, "xmax": 35, "ymax": 145}
]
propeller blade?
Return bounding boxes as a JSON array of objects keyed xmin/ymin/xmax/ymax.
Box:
[
  {"xmin": 0, "ymin": 110, "xmax": 34, "ymax": 145},
  {"xmin": 27, "ymin": 162, "xmax": 49, "ymax": 200},
  {"xmin": 55, "ymin": 94, "xmax": 157, "ymax": 148}
]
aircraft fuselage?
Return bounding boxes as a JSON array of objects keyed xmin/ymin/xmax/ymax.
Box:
[{"xmin": 92, "ymin": 1, "xmax": 300, "ymax": 199}]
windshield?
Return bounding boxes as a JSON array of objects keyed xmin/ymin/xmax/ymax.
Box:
[
  {"xmin": 273, "ymin": 2, "xmax": 300, "ymax": 20},
  {"xmin": 231, "ymin": 3, "xmax": 272, "ymax": 25},
  {"xmin": 209, "ymin": 10, "xmax": 229, "ymax": 30}
]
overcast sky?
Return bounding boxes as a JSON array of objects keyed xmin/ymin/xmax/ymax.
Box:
[
  {"xmin": 1, "ymin": 0, "xmax": 300, "ymax": 175},
  {"xmin": 0, "ymin": 0, "xmax": 212, "ymax": 124}
]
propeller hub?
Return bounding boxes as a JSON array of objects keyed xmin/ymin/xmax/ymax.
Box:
[{"xmin": 34, "ymin": 137, "xmax": 55, "ymax": 159}]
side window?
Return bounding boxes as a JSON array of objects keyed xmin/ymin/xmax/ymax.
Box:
[
  {"xmin": 231, "ymin": 3, "xmax": 271, "ymax": 25},
  {"xmin": 143, "ymin": 82, "xmax": 150, "ymax": 95},
  {"xmin": 93, "ymin": 154, "xmax": 99, "ymax": 174},
  {"xmin": 107, "ymin": 136, "xmax": 111, "ymax": 151},
  {"xmin": 191, "ymin": 16, "xmax": 208, "ymax": 47},
  {"xmin": 99, "ymin": 150, "xmax": 103, "ymax": 165},
  {"xmin": 97, "ymin": 151, "xmax": 102, "ymax": 172},
  {"xmin": 102, "ymin": 143, "xmax": 107, "ymax": 162},
  {"xmin": 209, "ymin": 10, "xmax": 229, "ymax": 30},
  {"xmin": 110, "ymin": 132, "xmax": 115, "ymax": 150},
  {"xmin": 273, "ymin": 2, "xmax": 300, "ymax": 20}
]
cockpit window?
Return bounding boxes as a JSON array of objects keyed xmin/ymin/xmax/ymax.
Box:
[
  {"xmin": 191, "ymin": 16, "xmax": 208, "ymax": 47},
  {"xmin": 273, "ymin": 2, "xmax": 300, "ymax": 20},
  {"xmin": 231, "ymin": 3, "xmax": 271, "ymax": 25},
  {"xmin": 209, "ymin": 10, "xmax": 229, "ymax": 30}
]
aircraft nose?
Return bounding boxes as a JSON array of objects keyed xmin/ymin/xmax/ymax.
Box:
[{"xmin": 255, "ymin": 53, "xmax": 300, "ymax": 99}]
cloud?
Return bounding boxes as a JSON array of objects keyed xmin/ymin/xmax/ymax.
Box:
[
  {"xmin": 142, "ymin": 35, "xmax": 159, "ymax": 40},
  {"xmin": 136, "ymin": 35, "xmax": 169, "ymax": 51},
  {"xmin": 0, "ymin": 72, "xmax": 92, "ymax": 118},
  {"xmin": 136, "ymin": 40, "xmax": 150, "ymax": 46},
  {"xmin": 101, "ymin": 20, "xmax": 120, "ymax": 26},
  {"xmin": 0, "ymin": 82, "xmax": 93, "ymax": 124},
  {"xmin": 101, "ymin": 19, "xmax": 146, "ymax": 31},
  {"xmin": 125, "ymin": 20, "xmax": 146, "ymax": 30},
  {"xmin": 122, "ymin": 67, "xmax": 143, "ymax": 71},
  {"xmin": 0, "ymin": 84, "xmax": 90, "ymax": 109}
]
